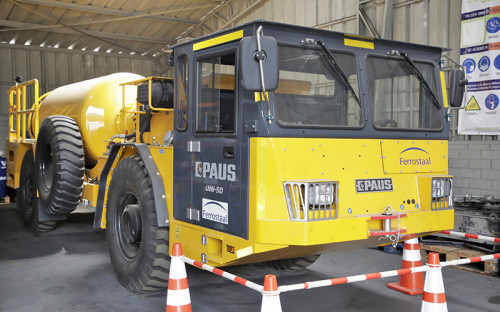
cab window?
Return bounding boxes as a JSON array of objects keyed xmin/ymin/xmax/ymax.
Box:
[
  {"xmin": 274, "ymin": 45, "xmax": 362, "ymax": 128},
  {"xmin": 176, "ymin": 55, "xmax": 189, "ymax": 131},
  {"xmin": 366, "ymin": 56, "xmax": 442, "ymax": 130},
  {"xmin": 196, "ymin": 53, "xmax": 236, "ymax": 133}
]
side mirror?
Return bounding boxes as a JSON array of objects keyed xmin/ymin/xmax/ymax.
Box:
[
  {"xmin": 239, "ymin": 36, "xmax": 279, "ymax": 92},
  {"xmin": 448, "ymin": 68, "xmax": 468, "ymax": 107}
]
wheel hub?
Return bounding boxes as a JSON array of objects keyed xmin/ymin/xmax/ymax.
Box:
[{"xmin": 121, "ymin": 204, "xmax": 142, "ymax": 244}]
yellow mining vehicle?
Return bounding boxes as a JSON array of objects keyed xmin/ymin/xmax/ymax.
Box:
[{"xmin": 5, "ymin": 21, "xmax": 466, "ymax": 293}]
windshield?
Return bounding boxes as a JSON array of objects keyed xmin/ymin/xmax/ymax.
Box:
[
  {"xmin": 274, "ymin": 45, "xmax": 362, "ymax": 128},
  {"xmin": 366, "ymin": 56, "xmax": 442, "ymax": 130}
]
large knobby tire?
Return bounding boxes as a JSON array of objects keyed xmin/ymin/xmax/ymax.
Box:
[
  {"xmin": 35, "ymin": 116, "xmax": 84, "ymax": 215},
  {"xmin": 106, "ymin": 155, "xmax": 170, "ymax": 293},
  {"xmin": 265, "ymin": 255, "xmax": 321, "ymax": 271},
  {"xmin": 16, "ymin": 150, "xmax": 56, "ymax": 234}
]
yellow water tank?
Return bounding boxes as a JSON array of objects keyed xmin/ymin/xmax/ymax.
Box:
[{"xmin": 37, "ymin": 72, "xmax": 143, "ymax": 167}]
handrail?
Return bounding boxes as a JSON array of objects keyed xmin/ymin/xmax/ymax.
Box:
[
  {"xmin": 120, "ymin": 76, "xmax": 174, "ymax": 113},
  {"xmin": 8, "ymin": 79, "xmax": 40, "ymax": 142}
]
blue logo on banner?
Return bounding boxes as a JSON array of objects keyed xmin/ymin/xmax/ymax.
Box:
[
  {"xmin": 486, "ymin": 17, "xmax": 500, "ymax": 33},
  {"xmin": 479, "ymin": 56, "xmax": 490, "ymax": 72},
  {"xmin": 463, "ymin": 58, "xmax": 476, "ymax": 73},
  {"xmin": 485, "ymin": 94, "xmax": 499, "ymax": 110},
  {"xmin": 494, "ymin": 55, "xmax": 500, "ymax": 70}
]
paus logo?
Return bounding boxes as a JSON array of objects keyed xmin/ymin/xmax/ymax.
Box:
[
  {"xmin": 202, "ymin": 198, "xmax": 228, "ymax": 224},
  {"xmin": 399, "ymin": 147, "xmax": 431, "ymax": 166},
  {"xmin": 195, "ymin": 162, "xmax": 236, "ymax": 181}
]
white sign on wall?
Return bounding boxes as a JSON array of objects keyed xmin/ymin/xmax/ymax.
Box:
[{"xmin": 458, "ymin": 0, "xmax": 500, "ymax": 135}]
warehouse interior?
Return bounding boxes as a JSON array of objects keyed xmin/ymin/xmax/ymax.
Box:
[
  {"xmin": 1, "ymin": 0, "xmax": 498, "ymax": 197},
  {"xmin": 0, "ymin": 0, "xmax": 499, "ymax": 311}
]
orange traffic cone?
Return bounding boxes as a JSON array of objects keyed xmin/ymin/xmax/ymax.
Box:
[
  {"xmin": 260, "ymin": 275, "xmax": 282, "ymax": 312},
  {"xmin": 387, "ymin": 238, "xmax": 425, "ymax": 295},
  {"xmin": 166, "ymin": 243, "xmax": 192, "ymax": 312},
  {"xmin": 421, "ymin": 252, "xmax": 448, "ymax": 312}
]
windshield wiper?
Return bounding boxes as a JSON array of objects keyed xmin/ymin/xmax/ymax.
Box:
[
  {"xmin": 398, "ymin": 51, "xmax": 441, "ymax": 109},
  {"xmin": 316, "ymin": 40, "xmax": 360, "ymax": 105}
]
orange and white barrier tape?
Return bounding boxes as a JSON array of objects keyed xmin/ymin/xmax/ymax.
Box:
[
  {"xmin": 440, "ymin": 230, "xmax": 500, "ymax": 243},
  {"xmin": 173, "ymin": 242, "xmax": 498, "ymax": 310},
  {"xmin": 441, "ymin": 253, "xmax": 500, "ymax": 267},
  {"xmin": 182, "ymin": 256, "xmax": 264, "ymax": 293},
  {"xmin": 278, "ymin": 265, "xmax": 429, "ymax": 293},
  {"xmin": 278, "ymin": 252, "xmax": 500, "ymax": 293}
]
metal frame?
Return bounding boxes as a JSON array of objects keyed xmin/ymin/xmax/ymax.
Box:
[{"xmin": 177, "ymin": 0, "xmax": 268, "ymax": 40}]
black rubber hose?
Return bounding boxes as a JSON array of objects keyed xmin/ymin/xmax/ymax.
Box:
[{"xmin": 124, "ymin": 131, "xmax": 136, "ymax": 139}]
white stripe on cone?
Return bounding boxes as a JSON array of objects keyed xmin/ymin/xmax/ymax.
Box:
[
  {"xmin": 424, "ymin": 267, "xmax": 445, "ymax": 294},
  {"xmin": 169, "ymin": 259, "xmax": 188, "ymax": 279},
  {"xmin": 402, "ymin": 249, "xmax": 422, "ymax": 261},
  {"xmin": 405, "ymin": 238, "xmax": 419, "ymax": 245},
  {"xmin": 261, "ymin": 293, "xmax": 282, "ymax": 312},
  {"xmin": 166, "ymin": 288, "xmax": 191, "ymax": 306},
  {"xmin": 421, "ymin": 302, "xmax": 448, "ymax": 312}
]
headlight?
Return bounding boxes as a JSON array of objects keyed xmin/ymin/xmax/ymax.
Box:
[
  {"xmin": 432, "ymin": 178, "xmax": 451, "ymax": 198},
  {"xmin": 284, "ymin": 181, "xmax": 338, "ymax": 221},
  {"xmin": 308, "ymin": 182, "xmax": 335, "ymax": 206}
]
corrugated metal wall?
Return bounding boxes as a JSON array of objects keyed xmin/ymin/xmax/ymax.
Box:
[
  {"xmin": 0, "ymin": 43, "xmax": 157, "ymax": 154},
  {"xmin": 237, "ymin": 0, "xmax": 499, "ymax": 197},
  {"xmin": 2, "ymin": 0, "xmax": 497, "ymax": 197}
]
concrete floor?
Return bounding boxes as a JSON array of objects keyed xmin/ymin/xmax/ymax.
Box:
[{"xmin": 0, "ymin": 202, "xmax": 499, "ymax": 312}]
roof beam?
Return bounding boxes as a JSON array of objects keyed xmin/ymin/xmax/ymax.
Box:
[
  {"xmin": 16, "ymin": 0, "xmax": 199, "ymax": 25},
  {"xmin": 0, "ymin": 19, "xmax": 173, "ymax": 45},
  {"xmin": 178, "ymin": 0, "xmax": 268, "ymax": 40}
]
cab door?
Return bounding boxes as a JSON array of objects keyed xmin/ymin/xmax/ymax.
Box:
[{"xmin": 175, "ymin": 47, "xmax": 248, "ymax": 239}]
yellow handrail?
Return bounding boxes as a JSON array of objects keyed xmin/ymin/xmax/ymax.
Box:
[
  {"xmin": 120, "ymin": 76, "xmax": 174, "ymax": 113},
  {"xmin": 8, "ymin": 79, "xmax": 40, "ymax": 142}
]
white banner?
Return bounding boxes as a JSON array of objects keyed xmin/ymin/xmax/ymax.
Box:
[{"xmin": 458, "ymin": 0, "xmax": 500, "ymax": 135}]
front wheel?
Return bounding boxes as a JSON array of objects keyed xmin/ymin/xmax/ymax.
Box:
[{"xmin": 106, "ymin": 155, "xmax": 170, "ymax": 293}]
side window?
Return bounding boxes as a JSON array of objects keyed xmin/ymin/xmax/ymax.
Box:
[
  {"xmin": 196, "ymin": 53, "xmax": 235, "ymax": 133},
  {"xmin": 176, "ymin": 55, "xmax": 188, "ymax": 131}
]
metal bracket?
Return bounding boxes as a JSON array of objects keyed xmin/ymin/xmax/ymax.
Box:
[{"xmin": 187, "ymin": 140, "xmax": 200, "ymax": 152}]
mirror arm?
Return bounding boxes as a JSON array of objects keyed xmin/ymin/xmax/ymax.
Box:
[{"xmin": 256, "ymin": 26, "xmax": 273, "ymax": 124}]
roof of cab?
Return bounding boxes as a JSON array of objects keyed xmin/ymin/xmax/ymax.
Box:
[{"xmin": 170, "ymin": 19, "xmax": 448, "ymax": 53}]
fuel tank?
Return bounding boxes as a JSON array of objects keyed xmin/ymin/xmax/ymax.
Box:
[{"xmin": 36, "ymin": 73, "xmax": 143, "ymax": 167}]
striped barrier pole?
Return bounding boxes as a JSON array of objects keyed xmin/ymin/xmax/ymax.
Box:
[
  {"xmin": 278, "ymin": 252, "xmax": 500, "ymax": 293},
  {"xmin": 441, "ymin": 253, "xmax": 500, "ymax": 267},
  {"xmin": 279, "ymin": 265, "xmax": 430, "ymax": 293},
  {"xmin": 439, "ymin": 230, "xmax": 500, "ymax": 243},
  {"xmin": 182, "ymin": 256, "xmax": 264, "ymax": 293}
]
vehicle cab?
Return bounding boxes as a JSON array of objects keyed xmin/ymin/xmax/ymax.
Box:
[{"xmin": 169, "ymin": 20, "xmax": 464, "ymax": 266}]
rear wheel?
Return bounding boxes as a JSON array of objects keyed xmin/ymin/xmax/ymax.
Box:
[
  {"xmin": 264, "ymin": 255, "xmax": 320, "ymax": 271},
  {"xmin": 16, "ymin": 150, "xmax": 56, "ymax": 234},
  {"xmin": 35, "ymin": 116, "xmax": 84, "ymax": 215},
  {"xmin": 106, "ymin": 155, "xmax": 170, "ymax": 293}
]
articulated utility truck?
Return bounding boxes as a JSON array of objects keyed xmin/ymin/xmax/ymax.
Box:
[{"xmin": 6, "ymin": 20, "xmax": 466, "ymax": 293}]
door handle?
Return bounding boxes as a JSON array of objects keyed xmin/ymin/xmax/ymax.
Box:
[{"xmin": 223, "ymin": 146, "xmax": 234, "ymax": 159}]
